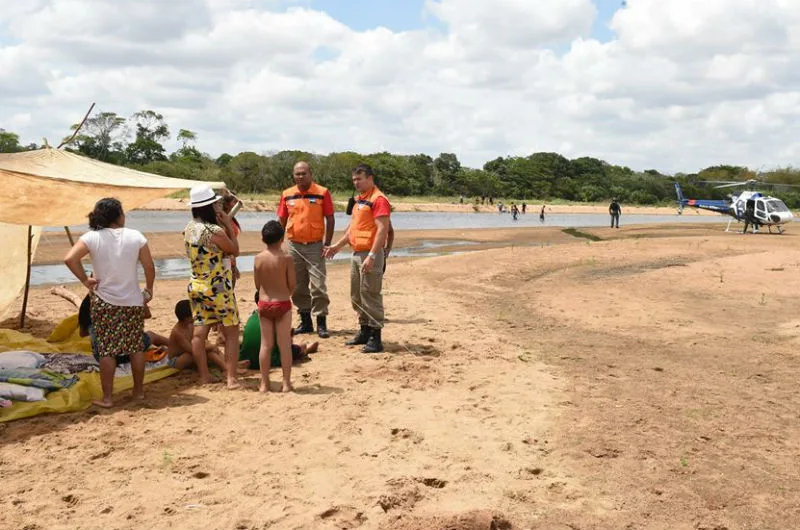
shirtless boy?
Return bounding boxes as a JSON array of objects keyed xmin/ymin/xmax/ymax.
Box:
[{"xmin": 254, "ymin": 221, "xmax": 296, "ymax": 393}]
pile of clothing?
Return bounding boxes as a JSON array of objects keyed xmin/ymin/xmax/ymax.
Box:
[
  {"xmin": 0, "ymin": 351, "xmax": 82, "ymax": 403},
  {"xmin": 41, "ymin": 353, "xmax": 100, "ymax": 374}
]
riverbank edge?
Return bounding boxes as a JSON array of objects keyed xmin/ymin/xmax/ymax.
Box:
[{"xmin": 142, "ymin": 197, "xmax": 716, "ymax": 216}]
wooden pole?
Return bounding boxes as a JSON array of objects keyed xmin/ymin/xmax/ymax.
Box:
[
  {"xmin": 64, "ymin": 226, "xmax": 75, "ymax": 246},
  {"xmin": 19, "ymin": 225, "xmax": 33, "ymax": 329},
  {"xmin": 57, "ymin": 102, "xmax": 96, "ymax": 149}
]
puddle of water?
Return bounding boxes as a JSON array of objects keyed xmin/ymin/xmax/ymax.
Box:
[{"xmin": 30, "ymin": 239, "xmax": 481, "ymax": 286}]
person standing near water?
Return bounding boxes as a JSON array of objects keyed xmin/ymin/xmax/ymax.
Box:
[
  {"xmin": 324, "ymin": 164, "xmax": 391, "ymax": 353},
  {"xmin": 184, "ymin": 185, "xmax": 241, "ymax": 388},
  {"xmin": 278, "ymin": 161, "xmax": 335, "ymax": 339},
  {"xmin": 609, "ymin": 198, "xmax": 622, "ymax": 228},
  {"xmin": 521, "ymin": 201, "xmax": 527, "ymax": 214},
  {"xmin": 64, "ymin": 198, "xmax": 155, "ymax": 408}
]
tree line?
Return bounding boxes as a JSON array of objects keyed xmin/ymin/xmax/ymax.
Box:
[{"xmin": 3, "ymin": 110, "xmax": 800, "ymax": 207}]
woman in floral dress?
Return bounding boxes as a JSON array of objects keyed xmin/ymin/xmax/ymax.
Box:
[{"xmin": 185, "ymin": 185, "xmax": 240, "ymax": 388}]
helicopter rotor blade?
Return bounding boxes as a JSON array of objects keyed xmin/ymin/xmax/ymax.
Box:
[
  {"xmin": 714, "ymin": 182, "xmax": 749, "ymax": 189},
  {"xmin": 694, "ymin": 178, "xmax": 800, "ymax": 190},
  {"xmin": 698, "ymin": 180, "xmax": 741, "ymax": 185}
]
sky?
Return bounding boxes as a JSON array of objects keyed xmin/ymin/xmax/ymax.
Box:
[{"xmin": 2, "ymin": 0, "xmax": 800, "ymax": 173}]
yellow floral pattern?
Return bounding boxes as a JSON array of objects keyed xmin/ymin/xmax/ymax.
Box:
[{"xmin": 184, "ymin": 220, "xmax": 239, "ymax": 327}]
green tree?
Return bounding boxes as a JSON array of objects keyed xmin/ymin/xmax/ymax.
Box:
[
  {"xmin": 177, "ymin": 129, "xmax": 197, "ymax": 149},
  {"xmin": 216, "ymin": 153, "xmax": 233, "ymax": 167},
  {"xmin": 266, "ymin": 150, "xmax": 315, "ymax": 190},
  {"xmin": 433, "ymin": 153, "xmax": 464, "ymax": 194},
  {"xmin": 407, "ymin": 154, "xmax": 435, "ymax": 193},
  {"xmin": 317, "ymin": 151, "xmax": 363, "ymax": 191},
  {"xmin": 63, "ymin": 112, "xmax": 128, "ymax": 163},
  {"xmin": 172, "ymin": 129, "xmax": 202, "ymax": 163},
  {"xmin": 0, "ymin": 129, "xmax": 22, "ymax": 153},
  {"xmin": 126, "ymin": 110, "xmax": 170, "ymax": 164},
  {"xmin": 223, "ymin": 152, "xmax": 269, "ymax": 193}
]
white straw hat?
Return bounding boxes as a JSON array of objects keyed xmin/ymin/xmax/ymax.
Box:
[{"xmin": 189, "ymin": 185, "xmax": 221, "ymax": 208}]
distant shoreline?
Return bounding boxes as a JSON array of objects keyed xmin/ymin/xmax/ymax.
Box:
[{"xmin": 141, "ymin": 197, "xmax": 717, "ymax": 216}]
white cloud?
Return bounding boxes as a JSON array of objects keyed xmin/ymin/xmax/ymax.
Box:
[
  {"xmin": 1, "ymin": 0, "xmax": 800, "ymax": 173},
  {"xmin": 425, "ymin": 0, "xmax": 596, "ymax": 49}
]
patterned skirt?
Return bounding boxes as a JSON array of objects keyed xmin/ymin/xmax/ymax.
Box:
[{"xmin": 90, "ymin": 294, "xmax": 145, "ymax": 358}]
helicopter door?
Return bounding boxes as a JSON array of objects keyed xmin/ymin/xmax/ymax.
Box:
[
  {"xmin": 745, "ymin": 199, "xmax": 756, "ymax": 221},
  {"xmin": 755, "ymin": 199, "xmax": 767, "ymax": 221}
]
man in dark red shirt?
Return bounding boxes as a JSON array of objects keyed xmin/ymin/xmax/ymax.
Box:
[{"xmin": 278, "ymin": 161, "xmax": 335, "ymax": 338}]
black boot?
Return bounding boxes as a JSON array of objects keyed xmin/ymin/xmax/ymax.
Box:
[
  {"xmin": 345, "ymin": 325, "xmax": 371, "ymax": 346},
  {"xmin": 316, "ymin": 316, "xmax": 330, "ymax": 339},
  {"xmin": 294, "ymin": 312, "xmax": 314, "ymax": 335},
  {"xmin": 362, "ymin": 328, "xmax": 383, "ymax": 354}
]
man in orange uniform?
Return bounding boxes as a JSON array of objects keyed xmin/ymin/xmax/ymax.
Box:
[
  {"xmin": 278, "ymin": 161, "xmax": 335, "ymax": 338},
  {"xmin": 324, "ymin": 164, "xmax": 390, "ymax": 353}
]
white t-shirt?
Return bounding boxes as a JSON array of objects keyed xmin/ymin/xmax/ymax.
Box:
[{"xmin": 80, "ymin": 228, "xmax": 148, "ymax": 307}]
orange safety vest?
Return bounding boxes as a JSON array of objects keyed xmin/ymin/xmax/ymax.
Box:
[
  {"xmin": 281, "ymin": 183, "xmax": 329, "ymax": 243},
  {"xmin": 349, "ymin": 187, "xmax": 389, "ymax": 252}
]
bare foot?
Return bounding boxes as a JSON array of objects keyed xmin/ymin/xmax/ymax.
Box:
[
  {"xmin": 259, "ymin": 380, "xmax": 270, "ymax": 393},
  {"xmin": 226, "ymin": 378, "xmax": 241, "ymax": 390},
  {"xmin": 132, "ymin": 393, "xmax": 145, "ymax": 401},
  {"xmin": 281, "ymin": 382, "xmax": 294, "ymax": 393},
  {"xmin": 306, "ymin": 341, "xmax": 319, "ymax": 354},
  {"xmin": 237, "ymin": 360, "xmax": 250, "ymax": 369},
  {"xmin": 92, "ymin": 399, "xmax": 113, "ymax": 408}
]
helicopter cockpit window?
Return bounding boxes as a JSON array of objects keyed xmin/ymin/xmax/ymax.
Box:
[
  {"xmin": 756, "ymin": 201, "xmax": 766, "ymax": 214},
  {"xmin": 766, "ymin": 200, "xmax": 789, "ymax": 213}
]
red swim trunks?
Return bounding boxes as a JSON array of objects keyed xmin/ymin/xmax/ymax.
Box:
[{"xmin": 257, "ymin": 300, "xmax": 292, "ymax": 321}]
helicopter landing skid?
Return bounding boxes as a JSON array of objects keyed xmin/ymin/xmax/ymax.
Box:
[{"xmin": 725, "ymin": 218, "xmax": 735, "ymax": 232}]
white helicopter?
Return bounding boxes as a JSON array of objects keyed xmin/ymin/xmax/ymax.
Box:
[{"xmin": 675, "ymin": 179, "xmax": 795, "ymax": 233}]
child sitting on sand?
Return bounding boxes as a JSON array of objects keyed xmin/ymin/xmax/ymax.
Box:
[
  {"xmin": 254, "ymin": 221, "xmax": 296, "ymax": 393},
  {"xmin": 168, "ymin": 300, "xmax": 247, "ymax": 374}
]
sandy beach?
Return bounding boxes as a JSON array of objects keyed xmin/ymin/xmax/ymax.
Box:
[{"xmin": 3, "ymin": 223, "xmax": 800, "ymax": 529}]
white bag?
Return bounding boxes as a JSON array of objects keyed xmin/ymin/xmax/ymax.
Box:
[
  {"xmin": 0, "ymin": 382, "xmax": 46, "ymax": 402},
  {"xmin": 0, "ymin": 350, "xmax": 46, "ymax": 370}
]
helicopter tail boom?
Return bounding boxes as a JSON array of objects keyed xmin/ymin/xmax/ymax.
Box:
[{"xmin": 674, "ymin": 182, "xmax": 732, "ymax": 216}]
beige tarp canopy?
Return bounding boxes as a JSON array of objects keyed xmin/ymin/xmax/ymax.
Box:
[{"xmin": 0, "ymin": 148, "xmax": 226, "ymax": 318}]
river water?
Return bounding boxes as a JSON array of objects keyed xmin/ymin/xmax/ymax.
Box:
[
  {"xmin": 36, "ymin": 210, "xmax": 724, "ymax": 286},
  {"xmin": 46, "ymin": 209, "xmax": 722, "ymax": 233},
  {"xmin": 31, "ymin": 240, "xmax": 481, "ymax": 287}
]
